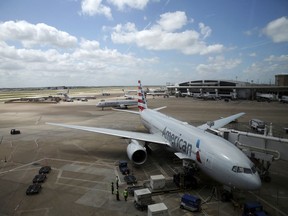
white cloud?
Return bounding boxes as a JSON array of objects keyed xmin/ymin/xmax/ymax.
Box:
[
  {"xmin": 263, "ymin": 16, "xmax": 288, "ymax": 43},
  {"xmin": 111, "ymin": 11, "xmax": 224, "ymax": 55},
  {"xmin": 0, "ymin": 20, "xmax": 77, "ymax": 48},
  {"xmin": 244, "ymin": 54, "xmax": 288, "ymax": 83},
  {"xmin": 80, "ymin": 0, "xmax": 149, "ymax": 18},
  {"xmin": 199, "ymin": 22, "xmax": 211, "ymax": 39},
  {"xmin": 107, "ymin": 0, "xmax": 149, "ymax": 10},
  {"xmin": 198, "ymin": 44, "xmax": 224, "ymax": 55},
  {"xmin": 196, "ymin": 56, "xmax": 241, "ymax": 75},
  {"xmin": 264, "ymin": 54, "xmax": 288, "ymax": 62},
  {"xmin": 243, "ymin": 27, "xmax": 259, "ymax": 37},
  {"xmin": 81, "ymin": 0, "xmax": 112, "ymax": 19},
  {"xmin": 249, "ymin": 52, "xmax": 257, "ymax": 57},
  {"xmin": 157, "ymin": 11, "xmax": 187, "ymax": 32},
  {"xmin": 0, "ymin": 39, "xmax": 159, "ymax": 87},
  {"xmin": 0, "ymin": 20, "xmax": 160, "ymax": 87},
  {"xmin": 80, "ymin": 39, "xmax": 100, "ymax": 50}
]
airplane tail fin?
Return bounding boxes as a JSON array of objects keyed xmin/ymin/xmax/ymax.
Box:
[{"xmin": 138, "ymin": 80, "xmax": 148, "ymax": 111}]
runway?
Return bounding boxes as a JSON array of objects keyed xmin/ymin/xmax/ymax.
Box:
[{"xmin": 0, "ymin": 96, "xmax": 288, "ymax": 216}]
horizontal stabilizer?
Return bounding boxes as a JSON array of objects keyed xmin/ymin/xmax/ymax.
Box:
[{"xmin": 153, "ymin": 106, "xmax": 167, "ymax": 111}]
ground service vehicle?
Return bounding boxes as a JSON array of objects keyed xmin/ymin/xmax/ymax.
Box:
[
  {"xmin": 33, "ymin": 174, "xmax": 46, "ymax": 183},
  {"xmin": 26, "ymin": 184, "xmax": 42, "ymax": 195},
  {"xmin": 134, "ymin": 188, "xmax": 153, "ymax": 211},
  {"xmin": 180, "ymin": 194, "xmax": 201, "ymax": 212},
  {"xmin": 249, "ymin": 119, "xmax": 266, "ymax": 134},
  {"xmin": 10, "ymin": 129, "xmax": 20, "ymax": 135},
  {"xmin": 119, "ymin": 160, "xmax": 130, "ymax": 175},
  {"xmin": 242, "ymin": 201, "xmax": 268, "ymax": 216},
  {"xmin": 39, "ymin": 166, "xmax": 51, "ymax": 174},
  {"xmin": 124, "ymin": 175, "xmax": 137, "ymax": 184}
]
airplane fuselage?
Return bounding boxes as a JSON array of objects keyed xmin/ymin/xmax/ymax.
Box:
[
  {"xmin": 140, "ymin": 109, "xmax": 261, "ymax": 190},
  {"xmin": 96, "ymin": 100, "xmax": 138, "ymax": 109}
]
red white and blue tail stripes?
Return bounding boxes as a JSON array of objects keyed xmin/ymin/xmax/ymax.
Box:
[{"xmin": 138, "ymin": 80, "xmax": 147, "ymax": 111}]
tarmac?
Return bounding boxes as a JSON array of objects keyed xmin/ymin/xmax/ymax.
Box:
[{"xmin": 0, "ymin": 95, "xmax": 288, "ymax": 216}]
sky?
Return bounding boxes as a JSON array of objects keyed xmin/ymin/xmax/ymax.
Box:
[{"xmin": 0, "ymin": 0, "xmax": 288, "ymax": 88}]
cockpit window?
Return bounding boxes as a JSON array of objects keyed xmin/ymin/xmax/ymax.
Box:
[
  {"xmin": 244, "ymin": 168, "xmax": 252, "ymax": 174},
  {"xmin": 238, "ymin": 167, "xmax": 244, "ymax": 173},
  {"xmin": 232, "ymin": 166, "xmax": 255, "ymax": 174}
]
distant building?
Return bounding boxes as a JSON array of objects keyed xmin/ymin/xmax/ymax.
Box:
[
  {"xmin": 167, "ymin": 80, "xmax": 249, "ymax": 99},
  {"xmin": 166, "ymin": 79, "xmax": 288, "ymax": 100},
  {"xmin": 275, "ymin": 74, "xmax": 288, "ymax": 86}
]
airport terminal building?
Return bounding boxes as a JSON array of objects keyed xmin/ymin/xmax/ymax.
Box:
[{"xmin": 166, "ymin": 74, "xmax": 288, "ymax": 100}]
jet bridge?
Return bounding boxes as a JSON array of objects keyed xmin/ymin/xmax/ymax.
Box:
[{"xmin": 209, "ymin": 128, "xmax": 288, "ymax": 182}]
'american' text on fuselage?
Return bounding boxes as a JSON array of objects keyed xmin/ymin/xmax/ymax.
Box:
[{"xmin": 162, "ymin": 127, "xmax": 193, "ymax": 156}]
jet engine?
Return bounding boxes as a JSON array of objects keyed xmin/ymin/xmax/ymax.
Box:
[{"xmin": 127, "ymin": 140, "xmax": 147, "ymax": 165}]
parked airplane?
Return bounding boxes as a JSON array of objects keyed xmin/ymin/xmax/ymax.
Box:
[
  {"xmin": 96, "ymin": 99, "xmax": 138, "ymax": 110},
  {"xmin": 146, "ymin": 88, "xmax": 169, "ymax": 98},
  {"xmin": 123, "ymin": 90, "xmax": 137, "ymax": 99},
  {"xmin": 61, "ymin": 89, "xmax": 96, "ymax": 102},
  {"xmin": 47, "ymin": 80, "xmax": 261, "ymax": 191},
  {"xmin": 63, "ymin": 91, "xmax": 74, "ymax": 102}
]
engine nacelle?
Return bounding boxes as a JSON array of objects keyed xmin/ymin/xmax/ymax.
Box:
[{"xmin": 127, "ymin": 140, "xmax": 147, "ymax": 165}]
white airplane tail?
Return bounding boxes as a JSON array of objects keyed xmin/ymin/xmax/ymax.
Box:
[{"xmin": 138, "ymin": 80, "xmax": 148, "ymax": 111}]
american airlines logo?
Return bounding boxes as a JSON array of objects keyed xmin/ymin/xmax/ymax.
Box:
[{"xmin": 162, "ymin": 127, "xmax": 193, "ymax": 156}]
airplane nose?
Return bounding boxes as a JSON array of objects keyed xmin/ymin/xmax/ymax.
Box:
[
  {"xmin": 235, "ymin": 173, "xmax": 262, "ymax": 190},
  {"xmin": 249, "ymin": 174, "xmax": 262, "ymax": 190}
]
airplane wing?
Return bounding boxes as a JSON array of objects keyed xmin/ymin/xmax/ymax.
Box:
[
  {"xmin": 197, "ymin": 112, "xmax": 245, "ymax": 130},
  {"xmin": 46, "ymin": 123, "xmax": 169, "ymax": 145},
  {"xmin": 111, "ymin": 108, "xmax": 139, "ymax": 114}
]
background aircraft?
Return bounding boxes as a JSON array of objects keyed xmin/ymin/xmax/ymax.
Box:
[
  {"xmin": 96, "ymin": 99, "xmax": 138, "ymax": 110},
  {"xmin": 47, "ymin": 81, "xmax": 261, "ymax": 191},
  {"xmin": 123, "ymin": 89, "xmax": 137, "ymax": 99},
  {"xmin": 59, "ymin": 89, "xmax": 96, "ymax": 102},
  {"xmin": 146, "ymin": 88, "xmax": 169, "ymax": 98}
]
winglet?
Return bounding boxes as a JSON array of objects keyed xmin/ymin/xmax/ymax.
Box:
[{"xmin": 138, "ymin": 80, "xmax": 148, "ymax": 111}]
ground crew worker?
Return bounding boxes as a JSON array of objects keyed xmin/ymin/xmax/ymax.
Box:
[
  {"xmin": 111, "ymin": 182, "xmax": 114, "ymax": 194},
  {"xmin": 123, "ymin": 188, "xmax": 128, "ymax": 201},
  {"xmin": 116, "ymin": 176, "xmax": 119, "ymax": 189},
  {"xmin": 116, "ymin": 189, "xmax": 120, "ymax": 201}
]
